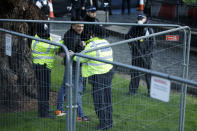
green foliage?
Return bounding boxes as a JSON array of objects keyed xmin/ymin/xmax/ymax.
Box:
[
  {"xmin": 51, "ymin": 56, "xmax": 65, "ymax": 91},
  {"xmin": 183, "ymin": 0, "xmax": 197, "ymax": 5}
]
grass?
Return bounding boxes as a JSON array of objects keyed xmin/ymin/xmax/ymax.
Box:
[
  {"xmin": 51, "ymin": 55, "xmax": 65, "ymax": 91},
  {"xmin": 1, "ymin": 57, "xmax": 197, "ymax": 131}
]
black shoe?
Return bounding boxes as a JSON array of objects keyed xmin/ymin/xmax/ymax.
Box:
[
  {"xmin": 47, "ymin": 114, "xmax": 55, "ymax": 119},
  {"xmin": 39, "ymin": 114, "xmax": 55, "ymax": 119},
  {"xmin": 147, "ymin": 90, "xmax": 150, "ymax": 97},
  {"xmin": 127, "ymin": 92, "xmax": 136, "ymax": 96},
  {"xmin": 77, "ymin": 116, "xmax": 91, "ymax": 122},
  {"xmin": 82, "ymin": 116, "xmax": 91, "ymax": 122}
]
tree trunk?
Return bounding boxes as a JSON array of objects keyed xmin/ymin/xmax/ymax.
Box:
[{"xmin": 0, "ymin": 0, "xmax": 47, "ymax": 111}]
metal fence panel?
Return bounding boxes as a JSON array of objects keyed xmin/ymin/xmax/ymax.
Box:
[
  {"xmin": 0, "ymin": 19, "xmax": 196, "ymax": 131},
  {"xmin": 0, "ymin": 23, "xmax": 70, "ymax": 131},
  {"xmin": 73, "ymin": 25, "xmax": 195, "ymax": 131}
]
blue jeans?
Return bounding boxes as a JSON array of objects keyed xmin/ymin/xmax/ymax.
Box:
[{"xmin": 57, "ymin": 69, "xmax": 84, "ymax": 117}]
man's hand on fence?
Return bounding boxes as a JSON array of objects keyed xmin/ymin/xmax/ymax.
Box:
[
  {"xmin": 58, "ymin": 52, "xmax": 66, "ymax": 57},
  {"xmin": 69, "ymin": 50, "xmax": 74, "ymax": 56},
  {"xmin": 81, "ymin": 41, "xmax": 86, "ymax": 47}
]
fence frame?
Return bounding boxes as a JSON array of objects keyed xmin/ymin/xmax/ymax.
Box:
[
  {"xmin": 73, "ymin": 26, "xmax": 195, "ymax": 131},
  {"xmin": 0, "ymin": 19, "xmax": 195, "ymax": 131},
  {"xmin": 0, "ymin": 27, "xmax": 73, "ymax": 131}
]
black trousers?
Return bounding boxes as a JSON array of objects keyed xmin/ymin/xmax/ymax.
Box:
[
  {"xmin": 89, "ymin": 69, "xmax": 114, "ymax": 129},
  {"xmin": 34, "ymin": 64, "xmax": 50, "ymax": 117},
  {"xmin": 71, "ymin": 7, "xmax": 82, "ymax": 20},
  {"xmin": 121, "ymin": 0, "xmax": 130, "ymax": 14},
  {"xmin": 129, "ymin": 47, "xmax": 152, "ymax": 94}
]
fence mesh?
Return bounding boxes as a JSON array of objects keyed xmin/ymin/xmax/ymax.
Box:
[
  {"xmin": 0, "ymin": 20, "xmax": 196, "ymax": 131},
  {"xmin": 73, "ymin": 24, "xmax": 191, "ymax": 131},
  {"xmin": 0, "ymin": 23, "xmax": 66, "ymax": 131}
]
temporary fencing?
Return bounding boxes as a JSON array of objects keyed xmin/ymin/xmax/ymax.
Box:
[
  {"xmin": 0, "ymin": 19, "xmax": 197, "ymax": 131},
  {"xmin": 0, "ymin": 20, "xmax": 71, "ymax": 131},
  {"xmin": 73, "ymin": 24, "xmax": 196, "ymax": 131}
]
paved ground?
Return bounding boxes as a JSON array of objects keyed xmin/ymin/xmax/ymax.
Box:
[{"xmin": 51, "ymin": 10, "xmax": 197, "ymax": 84}]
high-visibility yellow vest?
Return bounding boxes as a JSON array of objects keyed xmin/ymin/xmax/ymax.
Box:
[
  {"xmin": 75, "ymin": 37, "xmax": 113, "ymax": 77},
  {"xmin": 31, "ymin": 34, "xmax": 61, "ymax": 69}
]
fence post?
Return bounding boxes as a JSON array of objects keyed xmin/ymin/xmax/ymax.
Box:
[
  {"xmin": 66, "ymin": 58, "xmax": 73, "ymax": 131},
  {"xmin": 179, "ymin": 28, "xmax": 191, "ymax": 131},
  {"xmin": 72, "ymin": 57, "xmax": 81, "ymax": 131}
]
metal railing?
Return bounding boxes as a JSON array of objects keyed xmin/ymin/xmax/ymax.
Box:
[{"xmin": 0, "ymin": 19, "xmax": 196, "ymax": 131}]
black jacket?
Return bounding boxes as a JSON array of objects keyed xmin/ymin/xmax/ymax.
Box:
[
  {"xmin": 63, "ymin": 28, "xmax": 84, "ymax": 53},
  {"xmin": 125, "ymin": 25, "xmax": 155, "ymax": 56},
  {"xmin": 81, "ymin": 15, "xmax": 109, "ymax": 41},
  {"xmin": 67, "ymin": 0, "xmax": 85, "ymax": 8},
  {"xmin": 62, "ymin": 28, "xmax": 85, "ymax": 67}
]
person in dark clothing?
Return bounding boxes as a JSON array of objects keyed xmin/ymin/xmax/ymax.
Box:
[
  {"xmin": 32, "ymin": 23, "xmax": 60, "ymax": 118},
  {"xmin": 81, "ymin": 6, "xmax": 110, "ymax": 90},
  {"xmin": 35, "ymin": 0, "xmax": 50, "ymax": 18},
  {"xmin": 121, "ymin": 0, "xmax": 130, "ymax": 15},
  {"xmin": 89, "ymin": 68, "xmax": 114, "ymax": 130},
  {"xmin": 67, "ymin": 0, "xmax": 86, "ymax": 20},
  {"xmin": 125, "ymin": 14, "xmax": 155, "ymax": 96},
  {"xmin": 85, "ymin": 0, "xmax": 98, "ymax": 9},
  {"xmin": 72, "ymin": 36, "xmax": 114, "ymax": 130},
  {"xmin": 86, "ymin": 0, "xmax": 112, "ymax": 15},
  {"xmin": 56, "ymin": 22, "xmax": 90, "ymax": 121},
  {"xmin": 104, "ymin": 0, "xmax": 112, "ymax": 15},
  {"xmin": 82, "ymin": 6, "xmax": 109, "ymax": 41}
]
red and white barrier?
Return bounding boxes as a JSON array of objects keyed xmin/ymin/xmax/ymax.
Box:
[
  {"xmin": 138, "ymin": 0, "xmax": 144, "ymax": 11},
  {"xmin": 49, "ymin": 0, "xmax": 55, "ymax": 18},
  {"xmin": 151, "ymin": 3, "xmax": 176, "ymax": 19},
  {"xmin": 151, "ymin": 3, "xmax": 197, "ymax": 20},
  {"xmin": 188, "ymin": 8, "xmax": 197, "ymax": 19}
]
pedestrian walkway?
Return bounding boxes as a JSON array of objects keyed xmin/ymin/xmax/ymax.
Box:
[
  {"xmin": 96, "ymin": 8, "xmax": 142, "ymax": 34},
  {"xmin": 54, "ymin": 8, "xmax": 141, "ymax": 35}
]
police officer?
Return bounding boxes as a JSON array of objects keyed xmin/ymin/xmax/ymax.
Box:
[
  {"xmin": 121, "ymin": 0, "xmax": 130, "ymax": 15},
  {"xmin": 67, "ymin": 0, "xmax": 86, "ymax": 20},
  {"xmin": 81, "ymin": 6, "xmax": 110, "ymax": 90},
  {"xmin": 32, "ymin": 23, "xmax": 61, "ymax": 118},
  {"xmin": 35, "ymin": 0, "xmax": 50, "ymax": 17},
  {"xmin": 74, "ymin": 36, "xmax": 114, "ymax": 130},
  {"xmin": 82, "ymin": 6, "xmax": 109, "ymax": 41},
  {"xmin": 125, "ymin": 14, "xmax": 155, "ymax": 96},
  {"xmin": 104, "ymin": 0, "xmax": 112, "ymax": 15}
]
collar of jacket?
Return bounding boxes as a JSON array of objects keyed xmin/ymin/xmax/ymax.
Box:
[
  {"xmin": 35, "ymin": 34, "xmax": 52, "ymax": 41},
  {"xmin": 85, "ymin": 37, "xmax": 102, "ymax": 44},
  {"xmin": 84, "ymin": 15, "xmax": 96, "ymax": 22}
]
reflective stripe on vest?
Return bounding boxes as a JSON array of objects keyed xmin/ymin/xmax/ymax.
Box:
[
  {"xmin": 32, "ymin": 41, "xmax": 57, "ymax": 55},
  {"xmin": 90, "ymin": 41, "xmax": 112, "ymax": 60},
  {"xmin": 82, "ymin": 38, "xmax": 113, "ymax": 77},
  {"xmin": 83, "ymin": 40, "xmax": 113, "ymax": 67},
  {"xmin": 31, "ymin": 35, "xmax": 56, "ymax": 69},
  {"xmin": 32, "ymin": 41, "xmax": 52, "ymax": 54},
  {"xmin": 33, "ymin": 56, "xmax": 54, "ymax": 60},
  {"xmin": 83, "ymin": 55, "xmax": 113, "ymax": 66}
]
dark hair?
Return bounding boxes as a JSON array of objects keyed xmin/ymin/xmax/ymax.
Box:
[
  {"xmin": 40, "ymin": 0, "xmax": 50, "ymax": 15},
  {"xmin": 137, "ymin": 14, "xmax": 146, "ymax": 21},
  {"xmin": 36, "ymin": 23, "xmax": 50, "ymax": 39},
  {"xmin": 137, "ymin": 14, "xmax": 148, "ymax": 24}
]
